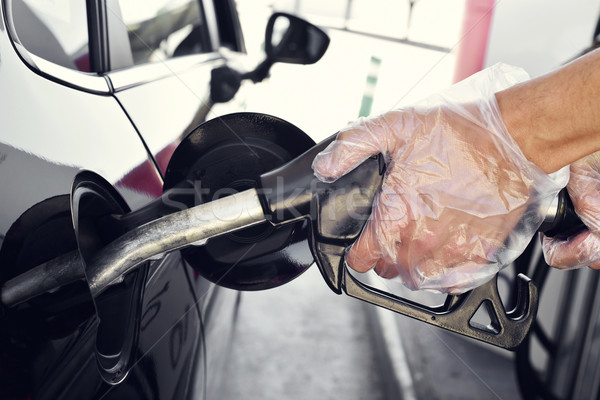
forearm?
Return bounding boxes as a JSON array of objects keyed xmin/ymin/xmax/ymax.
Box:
[{"xmin": 496, "ymin": 48, "xmax": 600, "ymax": 173}]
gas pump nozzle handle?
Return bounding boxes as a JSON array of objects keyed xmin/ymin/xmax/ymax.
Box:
[
  {"xmin": 258, "ymin": 133, "xmax": 538, "ymax": 350},
  {"xmin": 257, "ymin": 132, "xmax": 585, "ymax": 350}
]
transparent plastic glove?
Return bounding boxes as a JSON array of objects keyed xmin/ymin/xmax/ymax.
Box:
[
  {"xmin": 312, "ymin": 64, "xmax": 568, "ymax": 294},
  {"xmin": 542, "ymin": 152, "xmax": 600, "ymax": 269}
]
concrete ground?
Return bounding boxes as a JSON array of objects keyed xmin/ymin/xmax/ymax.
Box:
[
  {"xmin": 220, "ymin": 266, "xmax": 388, "ymax": 400},
  {"xmin": 387, "ymin": 317, "xmax": 520, "ymax": 400}
]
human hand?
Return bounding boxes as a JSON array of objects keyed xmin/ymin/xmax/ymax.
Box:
[
  {"xmin": 313, "ymin": 64, "xmax": 568, "ymax": 294},
  {"xmin": 542, "ymin": 152, "xmax": 600, "ymax": 269}
]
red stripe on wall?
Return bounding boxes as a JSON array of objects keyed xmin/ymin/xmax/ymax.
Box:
[{"xmin": 453, "ymin": 0, "xmax": 496, "ymax": 83}]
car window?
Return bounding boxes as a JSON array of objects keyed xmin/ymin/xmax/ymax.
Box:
[
  {"xmin": 10, "ymin": 0, "xmax": 91, "ymax": 72},
  {"xmin": 113, "ymin": 0, "xmax": 211, "ymax": 66}
]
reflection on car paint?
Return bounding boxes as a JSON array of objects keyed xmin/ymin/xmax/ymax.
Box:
[{"xmin": 141, "ymin": 281, "xmax": 169, "ymax": 331}]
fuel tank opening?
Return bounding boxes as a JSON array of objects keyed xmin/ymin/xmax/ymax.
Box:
[{"xmin": 164, "ymin": 113, "xmax": 316, "ymax": 291}]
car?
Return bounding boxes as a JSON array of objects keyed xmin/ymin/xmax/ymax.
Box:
[{"xmin": 0, "ymin": 1, "xmax": 328, "ymax": 399}]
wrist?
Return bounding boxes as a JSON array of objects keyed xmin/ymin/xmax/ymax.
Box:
[
  {"xmin": 495, "ymin": 85, "xmax": 553, "ymax": 173},
  {"xmin": 496, "ymin": 83, "xmax": 587, "ymax": 173}
]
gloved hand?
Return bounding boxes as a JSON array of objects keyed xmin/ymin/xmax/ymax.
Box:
[
  {"xmin": 312, "ymin": 64, "xmax": 568, "ymax": 294},
  {"xmin": 542, "ymin": 152, "xmax": 600, "ymax": 269}
]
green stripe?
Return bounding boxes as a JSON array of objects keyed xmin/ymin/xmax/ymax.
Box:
[{"xmin": 359, "ymin": 56, "xmax": 381, "ymax": 117}]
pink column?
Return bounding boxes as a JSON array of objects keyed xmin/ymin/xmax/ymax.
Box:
[{"xmin": 453, "ymin": 0, "xmax": 496, "ymax": 83}]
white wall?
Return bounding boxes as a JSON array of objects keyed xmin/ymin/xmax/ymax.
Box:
[{"xmin": 485, "ymin": 0, "xmax": 600, "ymax": 77}]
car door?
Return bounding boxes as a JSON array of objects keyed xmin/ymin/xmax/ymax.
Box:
[
  {"xmin": 0, "ymin": 1, "xmax": 215, "ymax": 399},
  {"xmin": 104, "ymin": 0, "xmax": 248, "ymax": 174}
]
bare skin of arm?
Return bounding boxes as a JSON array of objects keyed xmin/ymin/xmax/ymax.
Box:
[
  {"xmin": 497, "ymin": 48, "xmax": 600, "ymax": 173},
  {"xmin": 498, "ymin": 48, "xmax": 600, "ymax": 269}
]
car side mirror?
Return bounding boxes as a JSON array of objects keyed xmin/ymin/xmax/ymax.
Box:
[
  {"xmin": 211, "ymin": 13, "xmax": 329, "ymax": 102},
  {"xmin": 265, "ymin": 12, "xmax": 330, "ymax": 65},
  {"xmin": 241, "ymin": 13, "xmax": 329, "ymax": 84}
]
